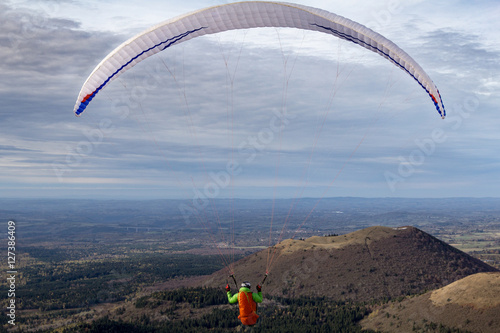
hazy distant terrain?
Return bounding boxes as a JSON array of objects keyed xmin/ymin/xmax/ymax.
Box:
[
  {"xmin": 3, "ymin": 196, "xmax": 500, "ymax": 235},
  {"xmin": 3, "ymin": 197, "xmax": 499, "ymax": 264}
]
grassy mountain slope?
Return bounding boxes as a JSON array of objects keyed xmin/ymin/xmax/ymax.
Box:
[
  {"xmin": 202, "ymin": 226, "xmax": 497, "ymax": 301},
  {"xmin": 361, "ymin": 272, "xmax": 500, "ymax": 333}
]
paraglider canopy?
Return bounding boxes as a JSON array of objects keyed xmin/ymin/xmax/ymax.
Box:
[{"xmin": 73, "ymin": 1, "xmax": 445, "ymax": 118}]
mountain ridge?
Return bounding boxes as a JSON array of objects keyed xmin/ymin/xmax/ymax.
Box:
[
  {"xmin": 361, "ymin": 272, "xmax": 500, "ymax": 333},
  {"xmin": 202, "ymin": 226, "xmax": 497, "ymax": 301}
]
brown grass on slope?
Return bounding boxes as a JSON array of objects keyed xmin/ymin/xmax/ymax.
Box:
[
  {"xmin": 361, "ymin": 272, "xmax": 500, "ymax": 333},
  {"xmin": 202, "ymin": 226, "xmax": 498, "ymax": 302}
]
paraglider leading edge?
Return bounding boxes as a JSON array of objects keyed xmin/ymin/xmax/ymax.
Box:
[{"xmin": 73, "ymin": 1, "xmax": 446, "ymax": 119}]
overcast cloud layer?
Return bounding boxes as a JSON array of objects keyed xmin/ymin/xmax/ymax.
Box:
[{"xmin": 1, "ymin": 0, "xmax": 499, "ymax": 200}]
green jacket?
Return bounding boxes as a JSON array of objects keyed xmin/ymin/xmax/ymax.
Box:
[{"xmin": 227, "ymin": 287, "xmax": 263, "ymax": 304}]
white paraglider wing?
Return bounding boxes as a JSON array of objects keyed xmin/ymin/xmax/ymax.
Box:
[{"xmin": 74, "ymin": 1, "xmax": 445, "ymax": 118}]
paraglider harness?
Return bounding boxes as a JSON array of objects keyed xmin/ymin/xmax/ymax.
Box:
[{"xmin": 227, "ymin": 273, "xmax": 267, "ymax": 326}]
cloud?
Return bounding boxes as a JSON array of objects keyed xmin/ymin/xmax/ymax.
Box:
[
  {"xmin": 0, "ymin": 144, "xmax": 37, "ymax": 152},
  {"xmin": 1, "ymin": 0, "xmax": 499, "ymax": 199}
]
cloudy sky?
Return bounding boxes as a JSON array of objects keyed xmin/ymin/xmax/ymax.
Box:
[{"xmin": 1, "ymin": 0, "xmax": 499, "ymax": 200}]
